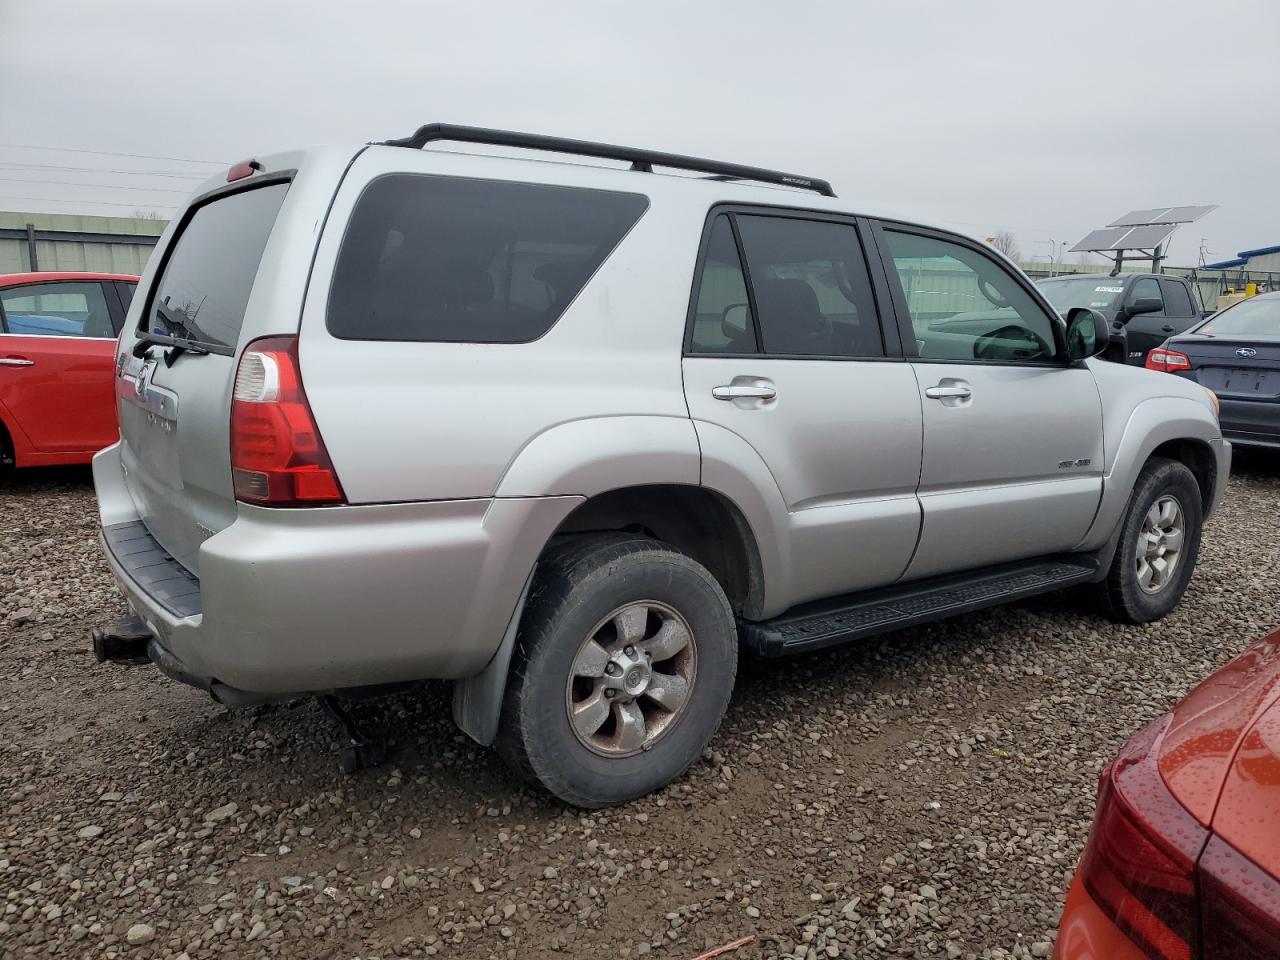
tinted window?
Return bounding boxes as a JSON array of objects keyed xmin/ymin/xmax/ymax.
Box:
[
  {"xmin": 115, "ymin": 281, "xmax": 135, "ymax": 312},
  {"xmin": 690, "ymin": 216, "xmax": 755, "ymax": 353},
  {"xmin": 328, "ymin": 175, "xmax": 648, "ymax": 343},
  {"xmin": 144, "ymin": 182, "xmax": 288, "ymax": 350},
  {"xmin": 1129, "ymin": 276, "xmax": 1164, "ymax": 315},
  {"xmin": 1, "ymin": 281, "xmax": 114, "ymax": 338},
  {"xmin": 733, "ymin": 215, "xmax": 882, "ymax": 357},
  {"xmin": 1161, "ymin": 279, "xmax": 1194, "ymax": 317},
  {"xmin": 884, "ymin": 230, "xmax": 1058, "ymax": 363}
]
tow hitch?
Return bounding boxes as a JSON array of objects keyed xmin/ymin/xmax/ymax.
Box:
[{"xmin": 91, "ymin": 613, "xmax": 152, "ymax": 665}]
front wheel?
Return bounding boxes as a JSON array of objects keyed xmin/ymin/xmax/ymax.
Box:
[
  {"xmin": 1095, "ymin": 457, "xmax": 1203, "ymax": 624},
  {"xmin": 496, "ymin": 535, "xmax": 737, "ymax": 807}
]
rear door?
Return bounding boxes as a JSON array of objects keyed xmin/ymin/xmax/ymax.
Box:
[
  {"xmin": 1123, "ymin": 276, "xmax": 1168, "ymax": 363},
  {"xmin": 116, "ymin": 178, "xmax": 291, "ymax": 573},
  {"xmin": 873, "ymin": 223, "xmax": 1103, "ymax": 580},
  {"xmin": 682, "ymin": 208, "xmax": 923, "ymax": 608},
  {"xmin": 0, "ymin": 279, "xmax": 118, "ymax": 454}
]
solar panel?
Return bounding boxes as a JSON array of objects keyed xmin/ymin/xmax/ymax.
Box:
[
  {"xmin": 1158, "ymin": 205, "xmax": 1217, "ymax": 224},
  {"xmin": 1108, "ymin": 208, "xmax": 1172, "ymax": 227},
  {"xmin": 1070, "ymin": 227, "xmax": 1131, "ymax": 252},
  {"xmin": 1116, "ymin": 224, "xmax": 1178, "ymax": 249},
  {"xmin": 1107, "ymin": 204, "xmax": 1217, "ymax": 226}
]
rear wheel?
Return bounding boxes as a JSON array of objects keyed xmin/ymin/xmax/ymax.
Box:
[
  {"xmin": 1095, "ymin": 457, "xmax": 1203, "ymax": 623},
  {"xmin": 497, "ymin": 534, "xmax": 737, "ymax": 807}
]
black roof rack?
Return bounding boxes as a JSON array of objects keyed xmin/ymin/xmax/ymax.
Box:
[{"xmin": 377, "ymin": 123, "xmax": 835, "ymax": 198}]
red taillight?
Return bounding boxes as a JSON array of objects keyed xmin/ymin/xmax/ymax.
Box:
[
  {"xmin": 1146, "ymin": 348, "xmax": 1193, "ymax": 372},
  {"xmin": 1079, "ymin": 716, "xmax": 1209, "ymax": 960},
  {"xmin": 230, "ymin": 336, "xmax": 345, "ymax": 507},
  {"xmin": 1199, "ymin": 836, "xmax": 1280, "ymax": 959}
]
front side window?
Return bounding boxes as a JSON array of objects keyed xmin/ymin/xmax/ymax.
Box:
[
  {"xmin": 1128, "ymin": 277, "xmax": 1164, "ymax": 315},
  {"xmin": 0, "ymin": 281, "xmax": 114, "ymax": 338},
  {"xmin": 327, "ymin": 175, "xmax": 648, "ymax": 343},
  {"xmin": 884, "ymin": 230, "xmax": 1058, "ymax": 363}
]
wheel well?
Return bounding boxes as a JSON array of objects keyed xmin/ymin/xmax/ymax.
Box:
[
  {"xmin": 1150, "ymin": 438, "xmax": 1215, "ymax": 508},
  {"xmin": 549, "ymin": 485, "xmax": 765, "ymax": 619},
  {"xmin": 0, "ymin": 416, "xmax": 12, "ymax": 467}
]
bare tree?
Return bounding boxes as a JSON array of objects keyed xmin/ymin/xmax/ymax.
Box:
[
  {"xmin": 129, "ymin": 208, "xmax": 164, "ymax": 220},
  {"xmin": 989, "ymin": 230, "xmax": 1021, "ymax": 261}
]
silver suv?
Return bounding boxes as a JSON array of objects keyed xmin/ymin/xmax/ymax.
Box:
[{"xmin": 92, "ymin": 125, "xmax": 1229, "ymax": 806}]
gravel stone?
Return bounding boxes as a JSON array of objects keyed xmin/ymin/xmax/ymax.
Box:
[{"xmin": 2, "ymin": 457, "xmax": 1278, "ymax": 959}]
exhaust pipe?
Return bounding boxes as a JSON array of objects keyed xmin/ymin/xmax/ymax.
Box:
[{"xmin": 91, "ymin": 613, "xmax": 153, "ymax": 664}]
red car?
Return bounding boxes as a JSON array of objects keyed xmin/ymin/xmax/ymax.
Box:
[
  {"xmin": 0, "ymin": 272, "xmax": 137, "ymax": 467},
  {"xmin": 1056, "ymin": 627, "xmax": 1280, "ymax": 959}
]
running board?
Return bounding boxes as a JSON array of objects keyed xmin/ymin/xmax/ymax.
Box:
[{"xmin": 742, "ymin": 558, "xmax": 1096, "ymax": 657}]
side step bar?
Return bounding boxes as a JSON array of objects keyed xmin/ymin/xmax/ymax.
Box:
[{"xmin": 742, "ymin": 558, "xmax": 1097, "ymax": 657}]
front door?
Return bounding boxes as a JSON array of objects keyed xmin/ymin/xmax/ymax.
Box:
[
  {"xmin": 875, "ymin": 225, "xmax": 1103, "ymax": 581},
  {"xmin": 0, "ymin": 279, "xmax": 119, "ymax": 455},
  {"xmin": 682, "ymin": 209, "xmax": 923, "ymax": 610}
]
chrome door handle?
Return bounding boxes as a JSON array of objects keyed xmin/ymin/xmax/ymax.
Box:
[
  {"xmin": 0, "ymin": 358, "xmax": 34, "ymax": 367},
  {"xmin": 713, "ymin": 384, "xmax": 776, "ymax": 401},
  {"xmin": 925, "ymin": 384, "xmax": 972, "ymax": 400}
]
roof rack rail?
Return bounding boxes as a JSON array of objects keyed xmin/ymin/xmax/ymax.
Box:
[{"xmin": 377, "ymin": 123, "xmax": 836, "ymax": 198}]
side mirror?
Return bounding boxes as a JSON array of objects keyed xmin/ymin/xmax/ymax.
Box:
[
  {"xmin": 1126, "ymin": 296, "xmax": 1163, "ymax": 317},
  {"xmin": 1066, "ymin": 307, "xmax": 1109, "ymax": 360}
]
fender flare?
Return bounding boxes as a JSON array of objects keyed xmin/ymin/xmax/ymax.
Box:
[
  {"xmin": 455, "ymin": 415, "xmax": 789, "ymax": 745},
  {"xmin": 1079, "ymin": 396, "xmax": 1221, "ymax": 549}
]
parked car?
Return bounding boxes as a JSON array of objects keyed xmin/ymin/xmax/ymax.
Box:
[
  {"xmin": 1147, "ymin": 292, "xmax": 1280, "ymax": 451},
  {"xmin": 0, "ymin": 271, "xmax": 137, "ymax": 467},
  {"xmin": 1055, "ymin": 626, "xmax": 1280, "ymax": 959},
  {"xmin": 1036, "ymin": 273, "xmax": 1205, "ymax": 365},
  {"xmin": 91, "ymin": 125, "xmax": 1228, "ymax": 806}
]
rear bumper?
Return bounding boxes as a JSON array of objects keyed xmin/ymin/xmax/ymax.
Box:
[
  {"xmin": 92, "ymin": 442, "xmax": 582, "ymax": 695},
  {"xmin": 1219, "ymin": 397, "xmax": 1280, "ymax": 449}
]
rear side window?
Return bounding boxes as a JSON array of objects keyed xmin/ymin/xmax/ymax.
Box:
[
  {"xmin": 1, "ymin": 281, "xmax": 114, "ymax": 337},
  {"xmin": 1161, "ymin": 279, "xmax": 1194, "ymax": 317},
  {"xmin": 327, "ymin": 175, "xmax": 647, "ymax": 343},
  {"xmin": 142, "ymin": 182, "xmax": 289, "ymax": 351}
]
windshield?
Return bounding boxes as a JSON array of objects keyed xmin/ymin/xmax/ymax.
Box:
[
  {"xmin": 142, "ymin": 182, "xmax": 288, "ymax": 351},
  {"xmin": 1036, "ymin": 277, "xmax": 1125, "ymax": 311},
  {"xmin": 1195, "ymin": 297, "xmax": 1280, "ymax": 341}
]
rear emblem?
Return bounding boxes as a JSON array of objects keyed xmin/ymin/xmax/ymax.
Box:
[
  {"xmin": 1236, "ymin": 347, "xmax": 1258, "ymax": 359},
  {"xmin": 135, "ymin": 358, "xmax": 157, "ymax": 400}
]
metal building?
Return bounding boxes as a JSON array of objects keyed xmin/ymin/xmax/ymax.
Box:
[{"xmin": 0, "ymin": 211, "xmax": 165, "ymax": 276}]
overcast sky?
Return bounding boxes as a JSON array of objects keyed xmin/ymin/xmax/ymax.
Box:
[{"xmin": 2, "ymin": 0, "xmax": 1276, "ymax": 267}]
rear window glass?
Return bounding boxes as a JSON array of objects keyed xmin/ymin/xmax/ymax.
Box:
[
  {"xmin": 327, "ymin": 174, "xmax": 648, "ymax": 343},
  {"xmin": 142, "ymin": 182, "xmax": 289, "ymax": 350}
]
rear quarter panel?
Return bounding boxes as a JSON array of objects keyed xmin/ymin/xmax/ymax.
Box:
[{"xmin": 299, "ymin": 147, "xmax": 705, "ymax": 504}]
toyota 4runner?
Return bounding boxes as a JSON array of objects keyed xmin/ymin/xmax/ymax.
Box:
[{"xmin": 91, "ymin": 124, "xmax": 1230, "ymax": 806}]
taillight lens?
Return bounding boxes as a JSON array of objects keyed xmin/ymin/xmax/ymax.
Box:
[
  {"xmin": 1199, "ymin": 835, "xmax": 1280, "ymax": 959},
  {"xmin": 230, "ymin": 336, "xmax": 345, "ymax": 507},
  {"xmin": 1079, "ymin": 716, "xmax": 1209, "ymax": 960},
  {"xmin": 1147, "ymin": 348, "xmax": 1193, "ymax": 372}
]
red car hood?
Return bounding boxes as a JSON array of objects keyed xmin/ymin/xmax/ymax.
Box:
[{"xmin": 1158, "ymin": 629, "xmax": 1280, "ymax": 873}]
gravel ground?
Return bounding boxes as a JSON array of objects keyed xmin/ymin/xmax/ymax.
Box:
[{"xmin": 2, "ymin": 455, "xmax": 1279, "ymax": 960}]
